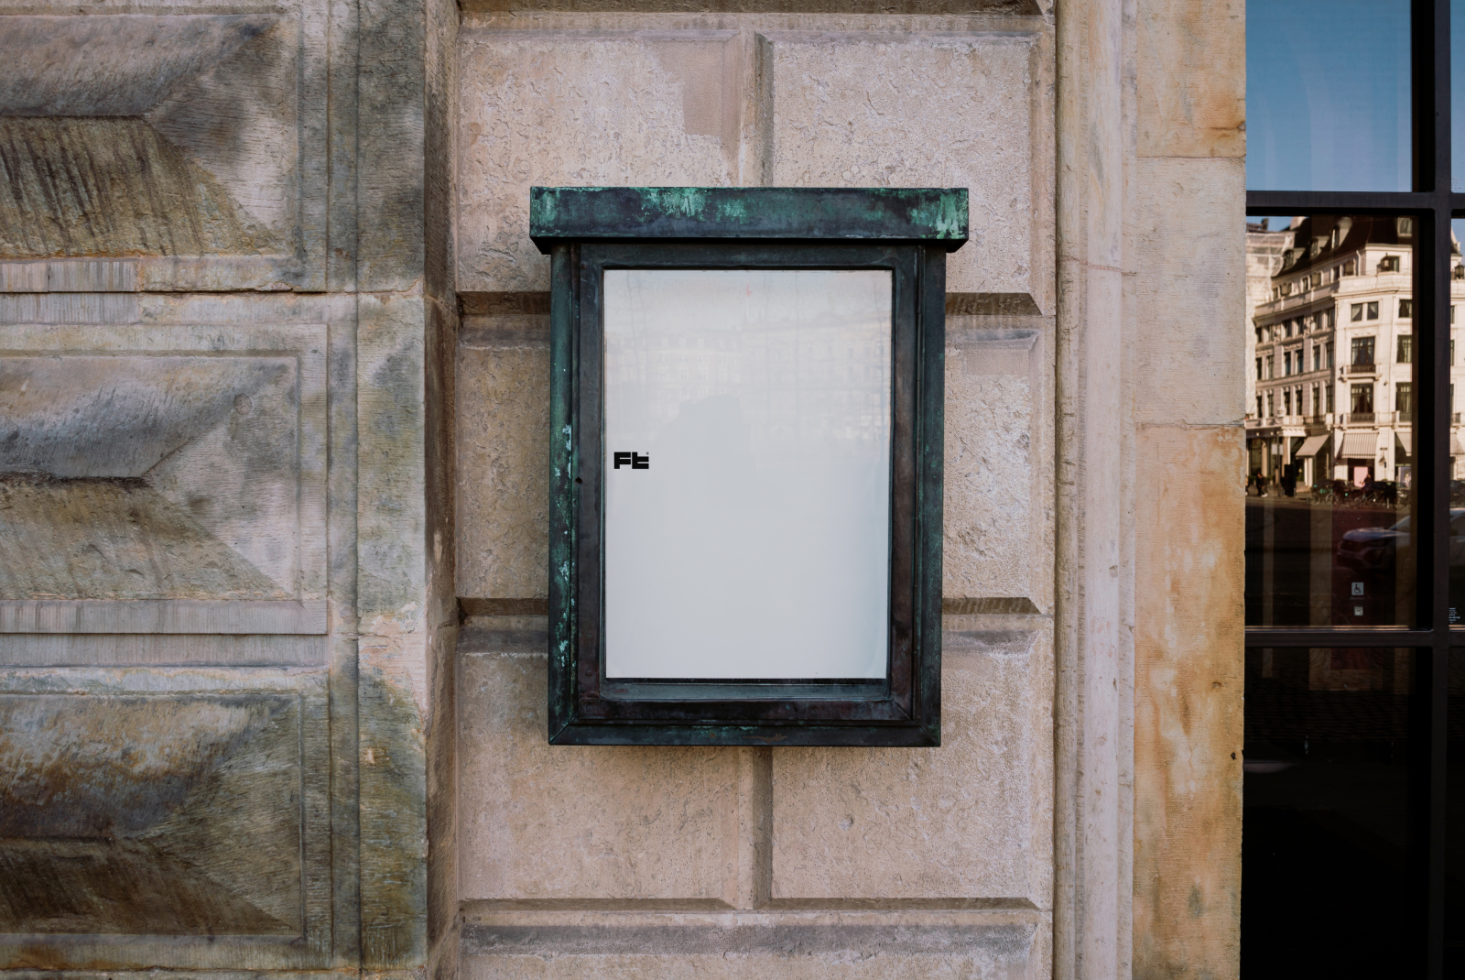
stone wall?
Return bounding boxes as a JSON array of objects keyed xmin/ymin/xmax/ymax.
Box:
[
  {"xmin": 452, "ymin": 6, "xmax": 1059, "ymax": 977},
  {"xmin": 0, "ymin": 0, "xmax": 456, "ymax": 972},
  {"xmin": 0, "ymin": 0, "xmax": 1245, "ymax": 975}
]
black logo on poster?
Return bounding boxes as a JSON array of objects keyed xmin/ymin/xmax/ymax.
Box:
[{"xmin": 613, "ymin": 452, "xmax": 650, "ymax": 470}]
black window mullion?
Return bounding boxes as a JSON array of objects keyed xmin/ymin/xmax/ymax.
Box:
[
  {"xmin": 1410, "ymin": 0, "xmax": 1450, "ymax": 975},
  {"xmin": 1247, "ymin": 190, "xmax": 1435, "ymax": 212},
  {"xmin": 1419, "ymin": 0, "xmax": 1453, "ymax": 972}
]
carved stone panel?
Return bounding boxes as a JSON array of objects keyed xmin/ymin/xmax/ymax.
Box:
[
  {"xmin": 0, "ymin": 9, "xmax": 328, "ymax": 291},
  {"xmin": 0, "ymin": 323, "xmax": 327, "ymax": 635},
  {"xmin": 0, "ymin": 668, "xmax": 333, "ymax": 970},
  {"xmin": 943, "ymin": 318, "xmax": 1054, "ymax": 613}
]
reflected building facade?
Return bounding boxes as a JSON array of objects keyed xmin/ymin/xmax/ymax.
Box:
[{"xmin": 1246, "ymin": 215, "xmax": 1465, "ymax": 490}]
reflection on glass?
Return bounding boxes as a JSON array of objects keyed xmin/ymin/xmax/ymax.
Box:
[
  {"xmin": 1247, "ymin": 0, "xmax": 1410, "ymax": 191},
  {"xmin": 1242, "ymin": 648, "xmax": 1414, "ymax": 978},
  {"xmin": 1448, "ymin": 651, "xmax": 1465, "ymax": 972},
  {"xmin": 1455, "ymin": 0, "xmax": 1465, "ymax": 191},
  {"xmin": 602, "ymin": 269, "xmax": 892, "ymax": 680},
  {"xmin": 1245, "ymin": 216, "xmax": 1419, "ymax": 626}
]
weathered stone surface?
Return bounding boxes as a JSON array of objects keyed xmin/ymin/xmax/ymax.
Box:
[
  {"xmin": 462, "ymin": 0, "xmax": 1045, "ymax": 12},
  {"xmin": 771, "ymin": 630, "xmax": 1053, "ymax": 903},
  {"xmin": 456, "ymin": 30, "xmax": 743, "ymax": 292},
  {"xmin": 0, "ymin": 118, "xmax": 276, "ymax": 259},
  {"xmin": 1131, "ymin": 427, "xmax": 1243, "ymax": 978},
  {"xmin": 766, "ymin": 29, "xmax": 1049, "ymax": 307},
  {"xmin": 460, "ymin": 909, "xmax": 1049, "ymax": 980},
  {"xmin": 943, "ymin": 318, "xmax": 1053, "ymax": 611},
  {"xmin": 456, "ymin": 321, "xmax": 551, "ymax": 599},
  {"xmin": 1131, "ymin": 157, "xmax": 1247, "ymax": 425},
  {"xmin": 0, "ymin": 10, "xmax": 323, "ymax": 290},
  {"xmin": 0, "ymin": 14, "xmax": 276, "ymax": 117},
  {"xmin": 0, "ymin": 324, "xmax": 327, "ymax": 633},
  {"xmin": 1136, "ymin": 0, "xmax": 1245, "ymax": 159},
  {"xmin": 458, "ymin": 635, "xmax": 737, "ymax": 901},
  {"xmin": 0, "ymin": 667, "xmax": 332, "ymax": 960},
  {"xmin": 0, "ymin": 479, "xmax": 285, "ymax": 601}
]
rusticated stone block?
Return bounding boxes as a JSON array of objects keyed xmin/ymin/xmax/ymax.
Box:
[
  {"xmin": 1136, "ymin": 0, "xmax": 1246, "ymax": 159},
  {"xmin": 458, "ymin": 633, "xmax": 738, "ymax": 901},
  {"xmin": 765, "ymin": 29, "xmax": 1051, "ymax": 308},
  {"xmin": 0, "ymin": 323, "xmax": 327, "ymax": 635},
  {"xmin": 460, "ymin": 909, "xmax": 1048, "ymax": 980},
  {"xmin": 1131, "ymin": 157, "xmax": 1247, "ymax": 425},
  {"xmin": 0, "ymin": 11, "xmax": 326, "ymax": 291},
  {"xmin": 457, "ymin": 30, "xmax": 744, "ymax": 293},
  {"xmin": 771, "ymin": 630, "xmax": 1054, "ymax": 904},
  {"xmin": 0, "ymin": 667, "xmax": 333, "ymax": 965},
  {"xmin": 1132, "ymin": 425, "xmax": 1244, "ymax": 979},
  {"xmin": 943, "ymin": 318, "xmax": 1053, "ymax": 610},
  {"xmin": 456, "ymin": 321, "xmax": 552, "ymax": 599}
]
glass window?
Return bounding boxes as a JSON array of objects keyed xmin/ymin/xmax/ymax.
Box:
[
  {"xmin": 1247, "ymin": 0, "xmax": 1410, "ymax": 191},
  {"xmin": 1396, "ymin": 382, "xmax": 1413, "ymax": 416},
  {"xmin": 1400, "ymin": 299, "xmax": 1413, "ymax": 318},
  {"xmin": 1242, "ymin": 648, "xmax": 1415, "ymax": 977},
  {"xmin": 1398, "ymin": 334, "xmax": 1413, "ymax": 363},
  {"xmin": 1352, "ymin": 303, "xmax": 1364, "ymax": 322},
  {"xmin": 1448, "ymin": 650, "xmax": 1465, "ymax": 972},
  {"xmin": 1352, "ymin": 336, "xmax": 1376, "ymax": 366},
  {"xmin": 1350, "ymin": 383, "xmax": 1374, "ymax": 414},
  {"xmin": 1368, "ymin": 301, "xmax": 1381, "ymax": 320}
]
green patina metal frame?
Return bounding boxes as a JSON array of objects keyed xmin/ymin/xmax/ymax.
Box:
[{"xmin": 533, "ymin": 186, "xmax": 967, "ymax": 746}]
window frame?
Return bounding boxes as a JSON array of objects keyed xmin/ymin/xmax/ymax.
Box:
[{"xmin": 1245, "ymin": 2, "xmax": 1455, "ymax": 972}]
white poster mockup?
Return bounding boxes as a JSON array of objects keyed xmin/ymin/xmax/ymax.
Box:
[{"xmin": 602, "ymin": 268, "xmax": 893, "ymax": 679}]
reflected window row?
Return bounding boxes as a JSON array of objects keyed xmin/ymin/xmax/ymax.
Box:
[{"xmin": 1245, "ymin": 212, "xmax": 1465, "ymax": 628}]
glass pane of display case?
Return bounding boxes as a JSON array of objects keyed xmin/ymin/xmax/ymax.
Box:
[{"xmin": 602, "ymin": 269, "xmax": 893, "ymax": 680}]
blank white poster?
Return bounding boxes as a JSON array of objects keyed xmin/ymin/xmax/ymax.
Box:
[{"xmin": 602, "ymin": 269, "xmax": 892, "ymax": 679}]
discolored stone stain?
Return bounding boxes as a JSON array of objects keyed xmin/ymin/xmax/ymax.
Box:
[
  {"xmin": 0, "ymin": 476, "xmax": 286, "ymax": 600},
  {"xmin": 0, "ymin": 839, "xmax": 292, "ymax": 936},
  {"xmin": 0, "ymin": 356, "xmax": 290, "ymax": 479},
  {"xmin": 0, "ymin": 695, "xmax": 277, "ymax": 838},
  {"xmin": 359, "ymin": 669, "xmax": 428, "ymax": 969},
  {"xmin": 0, "ymin": 117, "xmax": 276, "ymax": 258},
  {"xmin": 0, "ymin": 693, "xmax": 307, "ymax": 940},
  {"xmin": 1133, "ymin": 426, "xmax": 1244, "ymax": 979},
  {"xmin": 369, "ymin": 347, "xmax": 423, "ymax": 446},
  {"xmin": 0, "ymin": 14, "xmax": 276, "ymax": 117}
]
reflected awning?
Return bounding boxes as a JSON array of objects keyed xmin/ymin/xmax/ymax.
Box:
[
  {"xmin": 1393, "ymin": 432, "xmax": 1465, "ymax": 455},
  {"xmin": 1339, "ymin": 431, "xmax": 1377, "ymax": 458},
  {"xmin": 1295, "ymin": 434, "xmax": 1330, "ymax": 457}
]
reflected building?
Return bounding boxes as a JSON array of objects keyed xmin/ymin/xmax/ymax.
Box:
[{"xmin": 1246, "ymin": 215, "xmax": 1465, "ymax": 490}]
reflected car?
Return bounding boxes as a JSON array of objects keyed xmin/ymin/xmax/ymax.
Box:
[{"xmin": 1337, "ymin": 509, "xmax": 1465, "ymax": 572}]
